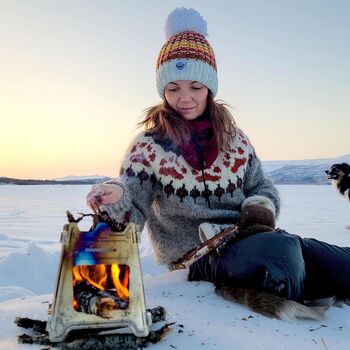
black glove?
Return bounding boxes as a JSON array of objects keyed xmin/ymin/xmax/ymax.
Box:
[{"xmin": 239, "ymin": 204, "xmax": 275, "ymax": 236}]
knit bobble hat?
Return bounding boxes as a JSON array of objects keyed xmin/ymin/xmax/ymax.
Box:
[{"xmin": 156, "ymin": 7, "xmax": 218, "ymax": 98}]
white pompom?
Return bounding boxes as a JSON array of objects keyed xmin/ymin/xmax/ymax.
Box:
[{"xmin": 164, "ymin": 7, "xmax": 208, "ymax": 39}]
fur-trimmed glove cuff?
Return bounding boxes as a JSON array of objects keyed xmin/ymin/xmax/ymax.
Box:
[{"xmin": 239, "ymin": 204, "xmax": 276, "ymax": 236}]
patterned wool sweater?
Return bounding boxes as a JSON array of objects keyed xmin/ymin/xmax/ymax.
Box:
[{"xmin": 103, "ymin": 127, "xmax": 280, "ymax": 266}]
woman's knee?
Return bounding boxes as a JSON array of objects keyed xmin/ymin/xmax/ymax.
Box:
[{"xmin": 215, "ymin": 231, "xmax": 306, "ymax": 300}]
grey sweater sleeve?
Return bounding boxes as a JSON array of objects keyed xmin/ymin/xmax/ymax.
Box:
[
  {"xmin": 100, "ymin": 136, "xmax": 157, "ymax": 231},
  {"xmin": 242, "ymin": 144, "xmax": 280, "ymax": 217},
  {"xmin": 100, "ymin": 179, "xmax": 154, "ymax": 231}
]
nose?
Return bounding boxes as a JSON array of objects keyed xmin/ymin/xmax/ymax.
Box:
[
  {"xmin": 325, "ymin": 170, "xmax": 329, "ymax": 174},
  {"xmin": 178, "ymin": 90, "xmax": 192, "ymax": 103}
]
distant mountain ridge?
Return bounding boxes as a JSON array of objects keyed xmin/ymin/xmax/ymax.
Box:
[
  {"xmin": 0, "ymin": 176, "xmax": 112, "ymax": 185},
  {"xmin": 262, "ymin": 154, "xmax": 350, "ymax": 184},
  {"xmin": 1, "ymin": 155, "xmax": 349, "ymax": 185},
  {"xmin": 53, "ymin": 175, "xmax": 110, "ymax": 181}
]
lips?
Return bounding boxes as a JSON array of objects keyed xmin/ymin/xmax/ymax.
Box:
[{"xmin": 178, "ymin": 107, "xmax": 195, "ymax": 113}]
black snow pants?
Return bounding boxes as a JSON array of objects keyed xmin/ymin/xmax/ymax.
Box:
[{"xmin": 188, "ymin": 230, "xmax": 350, "ymax": 301}]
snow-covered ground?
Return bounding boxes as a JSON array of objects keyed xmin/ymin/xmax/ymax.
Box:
[{"xmin": 0, "ymin": 184, "xmax": 349, "ymax": 350}]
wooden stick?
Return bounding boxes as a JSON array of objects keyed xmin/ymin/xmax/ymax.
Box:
[{"xmin": 171, "ymin": 225, "xmax": 239, "ymax": 270}]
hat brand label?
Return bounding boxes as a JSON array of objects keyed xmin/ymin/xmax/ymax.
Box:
[{"xmin": 175, "ymin": 60, "xmax": 187, "ymax": 72}]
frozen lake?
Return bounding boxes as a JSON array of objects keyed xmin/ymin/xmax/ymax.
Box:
[
  {"xmin": 0, "ymin": 184, "xmax": 349, "ymax": 350},
  {"xmin": 0, "ymin": 184, "xmax": 349, "ymax": 251},
  {"xmin": 0, "ymin": 184, "xmax": 349, "ymax": 294}
]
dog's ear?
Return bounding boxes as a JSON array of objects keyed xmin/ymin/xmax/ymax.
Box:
[
  {"xmin": 335, "ymin": 164, "xmax": 349, "ymax": 176},
  {"xmin": 342, "ymin": 163, "xmax": 350, "ymax": 177},
  {"xmin": 340, "ymin": 163, "xmax": 350, "ymax": 171}
]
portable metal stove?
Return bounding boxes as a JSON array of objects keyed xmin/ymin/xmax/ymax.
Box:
[{"xmin": 46, "ymin": 218, "xmax": 151, "ymax": 342}]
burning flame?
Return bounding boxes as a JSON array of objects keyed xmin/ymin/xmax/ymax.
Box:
[
  {"xmin": 72, "ymin": 264, "xmax": 130, "ymax": 303},
  {"xmin": 111, "ymin": 264, "xmax": 129, "ymax": 300},
  {"xmin": 73, "ymin": 264, "xmax": 108, "ymax": 291}
]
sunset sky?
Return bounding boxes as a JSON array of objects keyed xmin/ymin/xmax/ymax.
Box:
[{"xmin": 1, "ymin": 0, "xmax": 349, "ymax": 179}]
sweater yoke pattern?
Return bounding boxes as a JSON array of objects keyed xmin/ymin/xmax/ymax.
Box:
[{"xmin": 120, "ymin": 128, "xmax": 253, "ymax": 204}]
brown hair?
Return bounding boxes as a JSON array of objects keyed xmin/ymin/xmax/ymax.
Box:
[{"xmin": 138, "ymin": 91, "xmax": 235, "ymax": 150}]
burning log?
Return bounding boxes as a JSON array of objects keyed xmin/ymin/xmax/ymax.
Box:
[
  {"xmin": 16, "ymin": 306, "xmax": 169, "ymax": 349},
  {"xmin": 74, "ymin": 281, "xmax": 128, "ymax": 318}
]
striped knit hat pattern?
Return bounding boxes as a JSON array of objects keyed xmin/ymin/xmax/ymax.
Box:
[{"xmin": 156, "ymin": 8, "xmax": 218, "ymax": 98}]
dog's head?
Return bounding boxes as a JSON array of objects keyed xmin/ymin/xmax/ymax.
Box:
[{"xmin": 325, "ymin": 163, "xmax": 350, "ymax": 181}]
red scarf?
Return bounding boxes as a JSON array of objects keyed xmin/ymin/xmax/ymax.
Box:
[{"xmin": 178, "ymin": 116, "xmax": 218, "ymax": 170}]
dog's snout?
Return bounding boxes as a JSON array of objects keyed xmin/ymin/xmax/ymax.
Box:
[{"xmin": 325, "ymin": 170, "xmax": 329, "ymax": 175}]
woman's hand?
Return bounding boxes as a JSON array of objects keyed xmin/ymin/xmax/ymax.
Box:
[
  {"xmin": 239, "ymin": 204, "xmax": 275, "ymax": 236},
  {"xmin": 86, "ymin": 183, "xmax": 124, "ymax": 214}
]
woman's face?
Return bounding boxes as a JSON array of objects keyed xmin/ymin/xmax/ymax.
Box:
[{"xmin": 164, "ymin": 80, "xmax": 209, "ymax": 120}]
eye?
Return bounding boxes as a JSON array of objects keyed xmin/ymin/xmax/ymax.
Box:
[
  {"xmin": 191, "ymin": 84, "xmax": 204, "ymax": 90},
  {"xmin": 167, "ymin": 87, "xmax": 179, "ymax": 92}
]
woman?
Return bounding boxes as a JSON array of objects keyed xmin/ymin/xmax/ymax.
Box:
[{"xmin": 87, "ymin": 8, "xmax": 350, "ymax": 319}]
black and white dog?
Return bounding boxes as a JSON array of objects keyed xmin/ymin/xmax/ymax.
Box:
[{"xmin": 325, "ymin": 163, "xmax": 350, "ymax": 201}]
